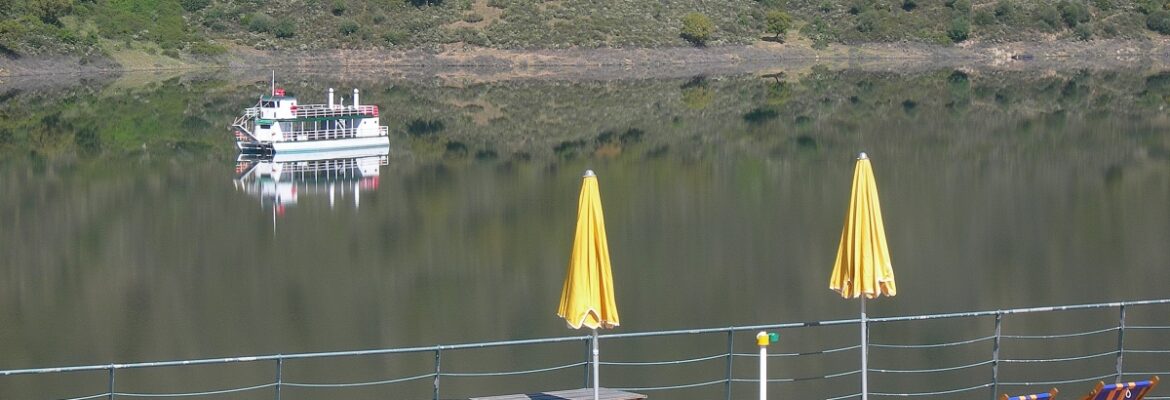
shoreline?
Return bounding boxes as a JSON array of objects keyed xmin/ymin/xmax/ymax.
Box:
[{"xmin": 5, "ymin": 39, "xmax": 1170, "ymax": 82}]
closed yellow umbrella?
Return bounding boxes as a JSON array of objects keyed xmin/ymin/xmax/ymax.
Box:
[
  {"xmin": 829, "ymin": 152, "xmax": 895, "ymax": 400},
  {"xmin": 558, "ymin": 169, "xmax": 619, "ymax": 400}
]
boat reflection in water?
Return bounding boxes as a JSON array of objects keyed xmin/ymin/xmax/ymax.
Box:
[{"xmin": 233, "ymin": 146, "xmax": 389, "ymax": 214}]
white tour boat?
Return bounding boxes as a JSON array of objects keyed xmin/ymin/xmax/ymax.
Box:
[{"xmin": 232, "ymin": 85, "xmax": 389, "ymax": 153}]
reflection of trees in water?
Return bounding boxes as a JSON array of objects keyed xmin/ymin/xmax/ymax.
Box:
[{"xmin": 1, "ymin": 68, "xmax": 1169, "ymax": 170}]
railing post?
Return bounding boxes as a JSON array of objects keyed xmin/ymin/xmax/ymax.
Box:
[
  {"xmin": 584, "ymin": 338, "xmax": 591, "ymax": 388},
  {"xmin": 991, "ymin": 312, "xmax": 1002, "ymax": 400},
  {"xmin": 275, "ymin": 357, "xmax": 283, "ymax": 400},
  {"xmin": 433, "ymin": 349, "xmax": 442, "ymax": 400},
  {"xmin": 1115, "ymin": 305, "xmax": 1126, "ymax": 383},
  {"xmin": 725, "ymin": 330, "xmax": 735, "ymax": 400}
]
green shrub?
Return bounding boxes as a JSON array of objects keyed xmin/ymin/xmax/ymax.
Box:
[
  {"xmin": 179, "ymin": 0, "xmax": 211, "ymax": 12},
  {"xmin": 1139, "ymin": 0, "xmax": 1169, "ymax": 14},
  {"xmin": 947, "ymin": 0, "xmax": 972, "ymax": 13},
  {"xmin": 765, "ymin": 10, "xmax": 793, "ymax": 39},
  {"xmin": 382, "ymin": 30, "xmax": 405, "ymax": 45},
  {"xmin": 948, "ymin": 16, "xmax": 970, "ymax": 41},
  {"xmin": 161, "ymin": 48, "xmax": 180, "ymax": 58},
  {"xmin": 902, "ymin": 0, "xmax": 917, "ymax": 11},
  {"xmin": 1103, "ymin": 21, "xmax": 1119, "ymax": 35},
  {"xmin": 1058, "ymin": 0, "xmax": 1091, "ymax": 27},
  {"xmin": 800, "ymin": 16, "xmax": 835, "ymax": 48},
  {"xmin": 995, "ymin": 0, "xmax": 1015, "ymax": 18},
  {"xmin": 680, "ymin": 12, "xmax": 714, "ymax": 45},
  {"xmin": 1036, "ymin": 4, "xmax": 1062, "ymax": 29},
  {"xmin": 974, "ymin": 9, "xmax": 996, "ymax": 25},
  {"xmin": 857, "ymin": 10, "xmax": 880, "ymax": 32},
  {"xmin": 332, "ymin": 0, "xmax": 347, "ymax": 15},
  {"xmin": 272, "ymin": 19, "xmax": 295, "ymax": 38},
  {"xmin": 1093, "ymin": 0, "xmax": 1113, "ymax": 11},
  {"xmin": 1073, "ymin": 22, "xmax": 1093, "ymax": 39},
  {"xmin": 29, "ymin": 0, "xmax": 73, "ymax": 25},
  {"xmin": 464, "ymin": 12, "xmax": 484, "ymax": 23},
  {"xmin": 339, "ymin": 19, "xmax": 359, "ymax": 35},
  {"xmin": 187, "ymin": 41, "xmax": 226, "ymax": 56},
  {"xmin": 248, "ymin": 13, "xmax": 273, "ymax": 33},
  {"xmin": 849, "ymin": 0, "xmax": 868, "ymax": 15},
  {"xmin": 1148, "ymin": 10, "xmax": 1170, "ymax": 33}
]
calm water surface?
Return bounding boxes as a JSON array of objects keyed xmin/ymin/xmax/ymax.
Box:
[{"xmin": 1, "ymin": 68, "xmax": 1168, "ymax": 398}]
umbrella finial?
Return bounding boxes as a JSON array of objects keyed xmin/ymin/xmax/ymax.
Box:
[
  {"xmin": 858, "ymin": 152, "xmax": 868, "ymax": 160},
  {"xmin": 584, "ymin": 169, "xmax": 595, "ymax": 177}
]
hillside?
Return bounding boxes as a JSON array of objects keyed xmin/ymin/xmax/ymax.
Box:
[{"xmin": 3, "ymin": 0, "xmax": 1170, "ymax": 68}]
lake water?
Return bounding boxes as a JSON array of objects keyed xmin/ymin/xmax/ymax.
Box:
[{"xmin": 1, "ymin": 67, "xmax": 1168, "ymax": 399}]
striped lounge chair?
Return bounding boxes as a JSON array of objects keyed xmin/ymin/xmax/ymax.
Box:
[
  {"xmin": 1001, "ymin": 388, "xmax": 1058, "ymax": 400},
  {"xmin": 1080, "ymin": 376, "xmax": 1160, "ymax": 400}
]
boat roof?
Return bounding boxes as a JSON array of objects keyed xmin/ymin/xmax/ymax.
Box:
[{"xmin": 260, "ymin": 95, "xmax": 296, "ymax": 101}]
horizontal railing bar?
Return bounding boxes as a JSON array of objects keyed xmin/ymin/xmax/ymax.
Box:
[
  {"xmin": 872, "ymin": 382, "xmax": 993, "ymax": 397},
  {"xmin": 827, "ymin": 393, "xmax": 862, "ymax": 400},
  {"xmin": 615, "ymin": 378, "xmax": 726, "ymax": 392},
  {"xmin": 733, "ymin": 344, "xmax": 861, "ymax": 358},
  {"xmin": 114, "ymin": 382, "xmax": 276, "ymax": 397},
  {"xmin": 868, "ymin": 299, "xmax": 1170, "ymax": 325},
  {"xmin": 872, "ymin": 359, "xmax": 994, "ymax": 374},
  {"xmin": 1000, "ymin": 372, "xmax": 1117, "ymax": 386},
  {"xmin": 5, "ymin": 299, "xmax": 1170, "ymax": 377},
  {"xmin": 602, "ymin": 353, "xmax": 725, "ymax": 366},
  {"xmin": 731, "ymin": 368, "xmax": 862, "ymax": 383},
  {"xmin": 1001, "ymin": 326, "xmax": 1118, "ymax": 339},
  {"xmin": 283, "ymin": 372, "xmax": 434, "ymax": 388},
  {"xmin": 1128, "ymin": 325, "xmax": 1170, "ymax": 330},
  {"xmin": 63, "ymin": 393, "xmax": 109, "ymax": 400},
  {"xmin": 1001, "ymin": 350, "xmax": 1116, "ymax": 363},
  {"xmin": 1125, "ymin": 372, "xmax": 1170, "ymax": 376},
  {"xmin": 1125, "ymin": 349, "xmax": 1170, "ymax": 354},
  {"xmin": 871, "ymin": 335, "xmax": 996, "ymax": 349},
  {"xmin": 444, "ymin": 361, "xmax": 586, "ymax": 377}
]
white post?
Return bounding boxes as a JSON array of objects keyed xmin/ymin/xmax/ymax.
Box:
[
  {"xmin": 270, "ymin": 70, "xmax": 275, "ymax": 96},
  {"xmin": 861, "ymin": 297, "xmax": 869, "ymax": 400},
  {"xmin": 756, "ymin": 332, "xmax": 769, "ymax": 400},
  {"xmin": 353, "ymin": 88, "xmax": 360, "ymax": 108},
  {"xmin": 592, "ymin": 329, "xmax": 600, "ymax": 400},
  {"xmin": 328, "ymin": 88, "xmax": 335, "ymax": 108}
]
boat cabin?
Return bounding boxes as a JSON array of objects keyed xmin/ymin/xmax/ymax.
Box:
[{"xmin": 257, "ymin": 95, "xmax": 298, "ymax": 120}]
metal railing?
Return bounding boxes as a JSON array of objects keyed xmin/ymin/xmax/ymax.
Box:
[{"xmin": 3, "ymin": 299, "xmax": 1169, "ymax": 400}]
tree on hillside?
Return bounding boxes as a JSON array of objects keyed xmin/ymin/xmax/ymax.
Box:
[
  {"xmin": 30, "ymin": 0, "xmax": 74, "ymax": 25},
  {"xmin": 765, "ymin": 10, "xmax": 793, "ymax": 41},
  {"xmin": 681, "ymin": 12, "xmax": 714, "ymax": 45}
]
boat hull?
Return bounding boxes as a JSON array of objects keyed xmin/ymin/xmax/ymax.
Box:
[{"xmin": 240, "ymin": 136, "xmax": 390, "ymax": 154}]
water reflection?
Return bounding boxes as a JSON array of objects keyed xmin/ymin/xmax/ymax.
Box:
[
  {"xmin": 0, "ymin": 68, "xmax": 1168, "ymax": 399},
  {"xmin": 233, "ymin": 147, "xmax": 390, "ymax": 212}
]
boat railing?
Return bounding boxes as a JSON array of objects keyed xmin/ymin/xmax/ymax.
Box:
[
  {"xmin": 294, "ymin": 104, "xmax": 378, "ymax": 118},
  {"xmin": 4, "ymin": 299, "xmax": 1170, "ymax": 400}
]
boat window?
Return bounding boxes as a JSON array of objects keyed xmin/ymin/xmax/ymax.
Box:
[
  {"xmin": 259, "ymin": 124, "xmax": 271, "ymax": 129},
  {"xmin": 261, "ymin": 101, "xmax": 276, "ymax": 108}
]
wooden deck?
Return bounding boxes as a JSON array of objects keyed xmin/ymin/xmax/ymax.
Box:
[{"xmin": 470, "ymin": 387, "xmax": 647, "ymax": 400}]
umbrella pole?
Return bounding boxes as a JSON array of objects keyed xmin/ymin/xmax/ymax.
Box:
[
  {"xmin": 593, "ymin": 328, "xmax": 600, "ymax": 400},
  {"xmin": 861, "ymin": 297, "xmax": 868, "ymax": 400}
]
